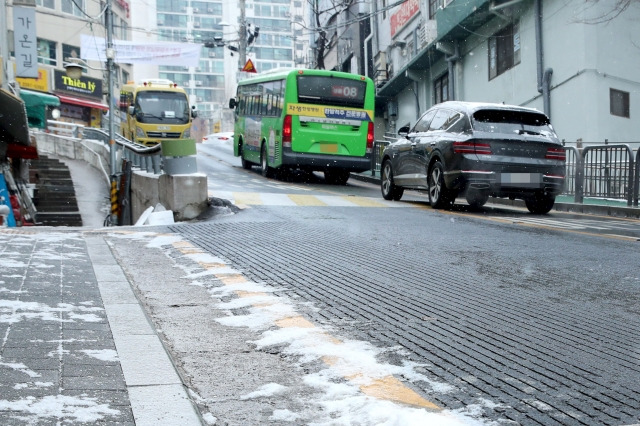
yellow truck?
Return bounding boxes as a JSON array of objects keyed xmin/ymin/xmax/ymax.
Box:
[{"xmin": 119, "ymin": 79, "xmax": 197, "ymax": 146}]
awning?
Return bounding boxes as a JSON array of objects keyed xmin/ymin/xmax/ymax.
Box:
[
  {"xmin": 20, "ymin": 89, "xmax": 60, "ymax": 107},
  {"xmin": 0, "ymin": 88, "xmax": 30, "ymax": 148},
  {"xmin": 57, "ymin": 94, "xmax": 108, "ymax": 111},
  {"xmin": 19, "ymin": 89, "xmax": 60, "ymax": 129}
]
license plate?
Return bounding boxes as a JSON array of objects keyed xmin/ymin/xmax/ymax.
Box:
[
  {"xmin": 320, "ymin": 144, "xmax": 338, "ymax": 153},
  {"xmin": 501, "ymin": 173, "xmax": 541, "ymax": 185}
]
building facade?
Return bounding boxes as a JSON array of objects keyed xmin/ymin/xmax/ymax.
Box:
[
  {"xmin": 131, "ymin": 0, "xmax": 310, "ymax": 134},
  {"xmin": 367, "ymin": 0, "xmax": 639, "ymax": 145},
  {"xmin": 3, "ymin": 0, "xmax": 131, "ymax": 128}
]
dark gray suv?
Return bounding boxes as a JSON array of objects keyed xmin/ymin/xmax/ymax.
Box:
[{"xmin": 380, "ymin": 101, "xmax": 566, "ymax": 214}]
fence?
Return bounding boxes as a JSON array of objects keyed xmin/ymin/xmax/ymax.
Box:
[{"xmin": 369, "ymin": 139, "xmax": 639, "ymax": 207}]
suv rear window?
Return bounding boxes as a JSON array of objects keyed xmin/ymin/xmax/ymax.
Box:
[{"xmin": 472, "ymin": 109, "xmax": 555, "ymax": 137}]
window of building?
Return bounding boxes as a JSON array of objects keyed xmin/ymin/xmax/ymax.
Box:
[
  {"xmin": 610, "ymin": 89, "xmax": 630, "ymax": 118},
  {"xmin": 434, "ymin": 73, "xmax": 448, "ymax": 104},
  {"xmin": 37, "ymin": 39, "xmax": 57, "ymax": 66},
  {"xmin": 488, "ymin": 21, "xmax": 520, "ymax": 80},
  {"xmin": 36, "ymin": 0, "xmax": 55, "ymax": 9},
  {"xmin": 62, "ymin": 0, "xmax": 84, "ymax": 17},
  {"xmin": 62, "ymin": 44, "xmax": 81, "ymax": 64},
  {"xmin": 429, "ymin": 0, "xmax": 443, "ymax": 19}
]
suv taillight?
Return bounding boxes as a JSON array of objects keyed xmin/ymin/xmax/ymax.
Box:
[
  {"xmin": 283, "ymin": 115, "xmax": 292, "ymax": 148},
  {"xmin": 545, "ymin": 147, "xmax": 566, "ymax": 161},
  {"xmin": 453, "ymin": 141, "xmax": 491, "ymax": 155},
  {"xmin": 366, "ymin": 121, "xmax": 374, "ymax": 153}
]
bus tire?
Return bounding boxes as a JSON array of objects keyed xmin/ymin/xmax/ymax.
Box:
[
  {"xmin": 239, "ymin": 143, "xmax": 252, "ymax": 170},
  {"xmin": 324, "ymin": 170, "xmax": 350, "ymax": 185},
  {"xmin": 261, "ymin": 143, "xmax": 273, "ymax": 178}
]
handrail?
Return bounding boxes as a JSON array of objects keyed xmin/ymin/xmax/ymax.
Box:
[{"xmin": 82, "ymin": 128, "xmax": 163, "ymax": 174}]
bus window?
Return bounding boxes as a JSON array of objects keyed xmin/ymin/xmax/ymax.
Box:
[{"xmin": 297, "ymin": 75, "xmax": 366, "ymax": 109}]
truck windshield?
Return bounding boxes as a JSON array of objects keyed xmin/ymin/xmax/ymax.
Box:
[
  {"xmin": 135, "ymin": 92, "xmax": 189, "ymax": 124},
  {"xmin": 296, "ymin": 76, "xmax": 367, "ymax": 109}
]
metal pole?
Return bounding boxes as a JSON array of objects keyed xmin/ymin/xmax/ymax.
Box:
[
  {"xmin": 239, "ymin": 0, "xmax": 246, "ymax": 68},
  {"xmin": 106, "ymin": 0, "xmax": 118, "ymax": 224}
]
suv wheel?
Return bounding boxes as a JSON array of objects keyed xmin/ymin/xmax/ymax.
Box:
[
  {"xmin": 380, "ymin": 160, "xmax": 404, "ymax": 201},
  {"xmin": 525, "ymin": 193, "xmax": 556, "ymax": 214},
  {"xmin": 428, "ymin": 161, "xmax": 454, "ymax": 209}
]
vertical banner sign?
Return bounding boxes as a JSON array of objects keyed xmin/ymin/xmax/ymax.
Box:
[{"xmin": 13, "ymin": 7, "xmax": 38, "ymax": 78}]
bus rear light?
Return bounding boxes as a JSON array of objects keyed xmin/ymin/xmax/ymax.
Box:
[
  {"xmin": 283, "ymin": 115, "xmax": 292, "ymax": 147},
  {"xmin": 545, "ymin": 147, "xmax": 566, "ymax": 161},
  {"xmin": 366, "ymin": 121, "xmax": 374, "ymax": 153},
  {"xmin": 453, "ymin": 141, "xmax": 491, "ymax": 155}
]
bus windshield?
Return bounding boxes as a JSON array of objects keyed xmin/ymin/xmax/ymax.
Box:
[
  {"xmin": 296, "ymin": 75, "xmax": 366, "ymax": 109},
  {"xmin": 135, "ymin": 91, "xmax": 190, "ymax": 124}
]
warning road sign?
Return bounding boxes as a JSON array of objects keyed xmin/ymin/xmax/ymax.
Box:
[{"xmin": 242, "ymin": 59, "xmax": 257, "ymax": 73}]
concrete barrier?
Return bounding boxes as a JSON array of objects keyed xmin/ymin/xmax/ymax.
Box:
[{"xmin": 34, "ymin": 131, "xmax": 208, "ymax": 224}]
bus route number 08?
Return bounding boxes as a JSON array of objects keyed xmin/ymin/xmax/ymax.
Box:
[{"xmin": 331, "ymin": 85, "xmax": 358, "ymax": 98}]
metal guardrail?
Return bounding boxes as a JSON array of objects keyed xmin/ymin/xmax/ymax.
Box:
[
  {"xmin": 47, "ymin": 120, "xmax": 85, "ymax": 138},
  {"xmin": 370, "ymin": 139, "xmax": 639, "ymax": 207},
  {"xmin": 82, "ymin": 128, "xmax": 163, "ymax": 174}
]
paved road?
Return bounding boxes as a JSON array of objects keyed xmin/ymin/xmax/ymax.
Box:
[{"xmin": 185, "ymin": 141, "xmax": 640, "ymax": 425}]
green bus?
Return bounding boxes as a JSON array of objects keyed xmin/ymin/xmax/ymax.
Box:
[{"xmin": 228, "ymin": 69, "xmax": 375, "ymax": 184}]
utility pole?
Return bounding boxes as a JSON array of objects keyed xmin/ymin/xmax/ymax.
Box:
[
  {"xmin": 0, "ymin": 0, "xmax": 9, "ymax": 89},
  {"xmin": 106, "ymin": 0, "xmax": 118, "ymax": 224},
  {"xmin": 239, "ymin": 0, "xmax": 247, "ymax": 68}
]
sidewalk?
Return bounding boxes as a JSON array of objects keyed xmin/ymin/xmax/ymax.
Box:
[
  {"xmin": 351, "ymin": 172, "xmax": 640, "ymax": 218},
  {"xmin": 0, "ymin": 230, "xmax": 201, "ymax": 425},
  {"xmin": 0, "ymin": 156, "xmax": 202, "ymax": 425}
]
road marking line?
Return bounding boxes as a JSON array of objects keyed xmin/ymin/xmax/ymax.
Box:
[
  {"xmin": 287, "ymin": 194, "xmax": 328, "ymax": 206},
  {"xmin": 340, "ymin": 196, "xmax": 391, "ymax": 208}
]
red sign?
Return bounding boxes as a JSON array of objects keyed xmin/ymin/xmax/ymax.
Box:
[
  {"xmin": 242, "ymin": 59, "xmax": 257, "ymax": 73},
  {"xmin": 390, "ymin": 0, "xmax": 420, "ymax": 37}
]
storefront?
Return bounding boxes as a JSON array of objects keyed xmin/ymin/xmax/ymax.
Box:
[{"xmin": 53, "ymin": 70, "xmax": 108, "ymax": 128}]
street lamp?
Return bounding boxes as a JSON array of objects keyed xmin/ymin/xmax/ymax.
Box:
[
  {"xmin": 62, "ymin": 55, "xmax": 116, "ymax": 180},
  {"xmin": 63, "ymin": 16, "xmax": 118, "ymax": 225}
]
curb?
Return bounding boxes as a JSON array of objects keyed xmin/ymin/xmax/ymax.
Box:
[{"xmin": 350, "ymin": 173, "xmax": 640, "ymax": 219}]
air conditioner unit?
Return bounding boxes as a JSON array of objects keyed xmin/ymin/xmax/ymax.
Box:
[
  {"xmin": 195, "ymin": 80, "xmax": 202, "ymax": 86},
  {"xmin": 193, "ymin": 7, "xmax": 199, "ymax": 13},
  {"xmin": 208, "ymin": 52, "xmax": 216, "ymax": 57},
  {"xmin": 419, "ymin": 20, "xmax": 437, "ymax": 47},
  {"xmin": 207, "ymin": 8, "xmax": 214, "ymax": 12},
  {"xmin": 197, "ymin": 97, "xmax": 203, "ymax": 102},
  {"xmin": 284, "ymin": 11, "xmax": 290, "ymax": 17},
  {"xmin": 194, "ymin": 22, "xmax": 200, "ymax": 27}
]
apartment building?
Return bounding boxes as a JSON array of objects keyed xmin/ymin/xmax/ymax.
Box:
[{"xmin": 131, "ymin": 0, "xmax": 310, "ymax": 133}]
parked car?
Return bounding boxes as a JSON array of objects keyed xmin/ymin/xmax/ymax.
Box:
[
  {"xmin": 380, "ymin": 101, "xmax": 566, "ymax": 214},
  {"xmin": 202, "ymin": 131, "xmax": 234, "ymax": 144}
]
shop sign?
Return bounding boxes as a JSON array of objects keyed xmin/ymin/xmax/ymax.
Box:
[
  {"xmin": 15, "ymin": 66, "xmax": 50, "ymax": 92},
  {"xmin": 53, "ymin": 69, "xmax": 103, "ymax": 100},
  {"xmin": 390, "ymin": 0, "xmax": 420, "ymax": 38},
  {"xmin": 13, "ymin": 7, "xmax": 38, "ymax": 78}
]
